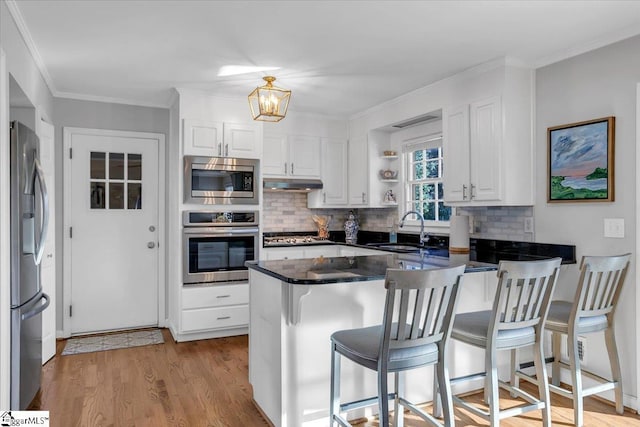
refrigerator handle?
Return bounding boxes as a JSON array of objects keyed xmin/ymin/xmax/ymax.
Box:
[
  {"xmin": 21, "ymin": 293, "xmax": 50, "ymax": 321},
  {"xmin": 33, "ymin": 158, "xmax": 49, "ymax": 265}
]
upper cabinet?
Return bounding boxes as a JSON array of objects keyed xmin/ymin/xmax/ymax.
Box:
[
  {"xmin": 183, "ymin": 119, "xmax": 262, "ymax": 159},
  {"xmin": 263, "ymin": 134, "xmax": 321, "ymax": 178},
  {"xmin": 442, "ymin": 65, "xmax": 533, "ymax": 206},
  {"xmin": 308, "ymin": 138, "xmax": 348, "ymax": 207},
  {"xmin": 347, "ymin": 135, "xmax": 369, "ymax": 206}
]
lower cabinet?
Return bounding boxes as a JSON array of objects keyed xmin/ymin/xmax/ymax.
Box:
[
  {"xmin": 261, "ymin": 245, "xmax": 340, "ymax": 260},
  {"xmin": 178, "ymin": 283, "xmax": 249, "ymax": 341}
]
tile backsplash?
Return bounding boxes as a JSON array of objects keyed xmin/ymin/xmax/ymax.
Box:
[
  {"xmin": 458, "ymin": 206, "xmax": 534, "ymax": 242},
  {"xmin": 263, "ymin": 192, "xmax": 534, "ymax": 242}
]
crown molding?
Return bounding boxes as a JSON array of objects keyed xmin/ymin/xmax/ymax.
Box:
[
  {"xmin": 4, "ymin": 0, "xmax": 57, "ymax": 96},
  {"xmin": 54, "ymin": 91, "xmax": 169, "ymax": 109},
  {"xmin": 533, "ymin": 24, "xmax": 640, "ymax": 68}
]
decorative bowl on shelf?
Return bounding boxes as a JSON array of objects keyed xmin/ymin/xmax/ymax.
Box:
[
  {"xmin": 379, "ymin": 169, "xmax": 398, "ymax": 179},
  {"xmin": 383, "ymin": 150, "xmax": 397, "ymax": 156}
]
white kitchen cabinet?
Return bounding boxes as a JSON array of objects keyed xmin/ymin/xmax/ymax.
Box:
[
  {"xmin": 308, "ymin": 138, "xmax": 348, "ymax": 207},
  {"xmin": 262, "ymin": 134, "xmax": 321, "ymax": 178},
  {"xmin": 443, "ymin": 79, "xmax": 533, "ymax": 206},
  {"xmin": 178, "ymin": 283, "xmax": 249, "ymax": 339},
  {"xmin": 262, "ymin": 245, "xmax": 340, "ymax": 260},
  {"xmin": 347, "ymin": 135, "xmax": 369, "ymax": 206},
  {"xmin": 183, "ymin": 119, "xmax": 261, "ymax": 159}
]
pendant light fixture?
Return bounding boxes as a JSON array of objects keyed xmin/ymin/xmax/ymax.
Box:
[{"xmin": 248, "ymin": 76, "xmax": 291, "ymax": 122}]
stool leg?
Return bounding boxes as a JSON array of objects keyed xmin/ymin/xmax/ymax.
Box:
[
  {"xmin": 604, "ymin": 325, "xmax": 624, "ymax": 414},
  {"xmin": 510, "ymin": 348, "xmax": 519, "ymax": 397},
  {"xmin": 568, "ymin": 333, "xmax": 584, "ymax": 427},
  {"xmin": 486, "ymin": 347, "xmax": 499, "ymax": 426},
  {"xmin": 437, "ymin": 359, "xmax": 455, "ymax": 427},
  {"xmin": 551, "ymin": 331, "xmax": 561, "ymax": 387},
  {"xmin": 378, "ymin": 370, "xmax": 390, "ymax": 427},
  {"xmin": 330, "ymin": 344, "xmax": 340, "ymax": 426},
  {"xmin": 433, "ymin": 368, "xmax": 442, "ymax": 419},
  {"xmin": 534, "ymin": 336, "xmax": 552, "ymax": 427},
  {"xmin": 395, "ymin": 371, "xmax": 404, "ymax": 427}
]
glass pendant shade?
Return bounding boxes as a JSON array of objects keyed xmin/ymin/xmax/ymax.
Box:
[{"xmin": 248, "ymin": 76, "xmax": 291, "ymax": 122}]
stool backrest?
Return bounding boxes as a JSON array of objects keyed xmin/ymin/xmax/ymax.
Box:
[
  {"xmin": 573, "ymin": 253, "xmax": 631, "ymax": 320},
  {"xmin": 381, "ymin": 265, "xmax": 465, "ymax": 358},
  {"xmin": 490, "ymin": 258, "xmax": 562, "ymax": 336}
]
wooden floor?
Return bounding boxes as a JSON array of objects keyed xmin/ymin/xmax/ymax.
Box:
[{"xmin": 30, "ymin": 329, "xmax": 640, "ymax": 426}]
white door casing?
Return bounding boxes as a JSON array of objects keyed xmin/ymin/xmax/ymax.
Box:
[
  {"xmin": 63, "ymin": 128, "xmax": 165, "ymax": 336},
  {"xmin": 36, "ymin": 116, "xmax": 56, "ymax": 362}
]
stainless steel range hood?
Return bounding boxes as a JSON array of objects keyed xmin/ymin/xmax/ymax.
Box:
[{"xmin": 263, "ymin": 178, "xmax": 323, "ymax": 192}]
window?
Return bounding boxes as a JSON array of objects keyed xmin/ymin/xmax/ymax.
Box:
[
  {"xmin": 90, "ymin": 151, "xmax": 143, "ymax": 210},
  {"xmin": 404, "ymin": 135, "xmax": 451, "ymax": 222}
]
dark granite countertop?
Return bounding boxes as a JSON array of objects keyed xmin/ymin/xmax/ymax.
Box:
[
  {"xmin": 246, "ymin": 253, "xmax": 497, "ymax": 285},
  {"xmin": 262, "ymin": 231, "xmax": 576, "ymax": 265}
]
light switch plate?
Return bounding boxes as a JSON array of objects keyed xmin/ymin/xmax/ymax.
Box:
[{"xmin": 604, "ymin": 218, "xmax": 624, "ymax": 238}]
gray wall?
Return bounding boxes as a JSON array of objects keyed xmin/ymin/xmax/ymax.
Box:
[
  {"xmin": 52, "ymin": 98, "xmax": 169, "ymax": 329},
  {"xmin": 535, "ymin": 34, "xmax": 640, "ymax": 399}
]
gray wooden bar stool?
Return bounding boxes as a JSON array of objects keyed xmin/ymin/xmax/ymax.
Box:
[
  {"xmin": 513, "ymin": 253, "xmax": 631, "ymax": 427},
  {"xmin": 329, "ymin": 265, "xmax": 466, "ymax": 427},
  {"xmin": 442, "ymin": 258, "xmax": 561, "ymax": 427}
]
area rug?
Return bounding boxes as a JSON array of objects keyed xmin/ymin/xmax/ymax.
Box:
[{"xmin": 61, "ymin": 329, "xmax": 164, "ymax": 355}]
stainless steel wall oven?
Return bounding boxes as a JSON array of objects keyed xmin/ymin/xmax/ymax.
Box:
[
  {"xmin": 184, "ymin": 156, "xmax": 259, "ymax": 205},
  {"xmin": 182, "ymin": 211, "xmax": 258, "ymax": 284}
]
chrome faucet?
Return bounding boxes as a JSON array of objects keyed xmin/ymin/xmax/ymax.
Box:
[{"xmin": 399, "ymin": 210, "xmax": 429, "ymax": 246}]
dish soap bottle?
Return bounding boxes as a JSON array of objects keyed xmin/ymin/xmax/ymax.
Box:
[{"xmin": 389, "ymin": 221, "xmax": 398, "ymax": 243}]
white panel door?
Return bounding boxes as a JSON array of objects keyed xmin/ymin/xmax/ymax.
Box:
[
  {"xmin": 262, "ymin": 134, "xmax": 288, "ymax": 177},
  {"xmin": 320, "ymin": 138, "xmax": 348, "ymax": 206},
  {"xmin": 223, "ymin": 122, "xmax": 261, "ymax": 159},
  {"xmin": 183, "ymin": 119, "xmax": 222, "ymax": 156},
  {"xmin": 470, "ymin": 96, "xmax": 502, "ymax": 201},
  {"xmin": 37, "ymin": 118, "xmax": 55, "ymax": 363},
  {"xmin": 348, "ymin": 135, "xmax": 368, "ymax": 205},
  {"xmin": 443, "ymin": 104, "xmax": 470, "ymax": 202},
  {"xmin": 288, "ymin": 135, "xmax": 321, "ymax": 177},
  {"xmin": 69, "ymin": 132, "xmax": 159, "ymax": 334}
]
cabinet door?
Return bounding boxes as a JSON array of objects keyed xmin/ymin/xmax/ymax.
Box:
[
  {"xmin": 442, "ymin": 105, "xmax": 470, "ymax": 202},
  {"xmin": 348, "ymin": 135, "xmax": 368, "ymax": 206},
  {"xmin": 183, "ymin": 119, "xmax": 223, "ymax": 156},
  {"xmin": 262, "ymin": 134, "xmax": 289, "ymax": 177},
  {"xmin": 319, "ymin": 138, "xmax": 348, "ymax": 206},
  {"xmin": 289, "ymin": 135, "xmax": 321, "ymax": 177},
  {"xmin": 469, "ymin": 96, "xmax": 501, "ymax": 201},
  {"xmin": 223, "ymin": 122, "xmax": 261, "ymax": 159},
  {"xmin": 262, "ymin": 247, "xmax": 301, "ymax": 260}
]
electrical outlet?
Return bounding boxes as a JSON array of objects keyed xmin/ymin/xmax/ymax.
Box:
[{"xmin": 524, "ymin": 217, "xmax": 534, "ymax": 233}]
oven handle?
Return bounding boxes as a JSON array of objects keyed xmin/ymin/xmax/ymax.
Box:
[{"xmin": 183, "ymin": 226, "xmax": 259, "ymax": 235}]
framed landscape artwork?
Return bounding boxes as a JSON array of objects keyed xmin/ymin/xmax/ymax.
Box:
[{"xmin": 548, "ymin": 116, "xmax": 615, "ymax": 202}]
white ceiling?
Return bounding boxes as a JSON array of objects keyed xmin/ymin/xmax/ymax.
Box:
[{"xmin": 11, "ymin": 0, "xmax": 640, "ymax": 116}]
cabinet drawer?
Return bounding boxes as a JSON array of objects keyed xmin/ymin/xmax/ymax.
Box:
[
  {"xmin": 182, "ymin": 305, "xmax": 249, "ymax": 332},
  {"xmin": 182, "ymin": 284, "xmax": 249, "ymax": 309}
]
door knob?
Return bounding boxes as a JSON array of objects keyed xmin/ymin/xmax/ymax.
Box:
[
  {"xmin": 149, "ymin": 225, "xmax": 156, "ymax": 232},
  {"xmin": 147, "ymin": 242, "xmax": 156, "ymax": 249}
]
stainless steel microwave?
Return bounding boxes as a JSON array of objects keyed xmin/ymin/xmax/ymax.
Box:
[{"xmin": 184, "ymin": 156, "xmax": 259, "ymax": 205}]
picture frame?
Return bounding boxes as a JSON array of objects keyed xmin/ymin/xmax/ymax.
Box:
[{"xmin": 548, "ymin": 116, "xmax": 615, "ymax": 203}]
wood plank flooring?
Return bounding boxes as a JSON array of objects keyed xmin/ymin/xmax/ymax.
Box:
[{"xmin": 30, "ymin": 329, "xmax": 640, "ymax": 426}]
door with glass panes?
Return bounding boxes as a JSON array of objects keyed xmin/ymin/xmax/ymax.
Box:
[{"xmin": 67, "ymin": 130, "xmax": 159, "ymax": 334}]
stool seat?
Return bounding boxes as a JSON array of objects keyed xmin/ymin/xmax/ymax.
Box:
[
  {"xmin": 332, "ymin": 325, "xmax": 439, "ymax": 372},
  {"xmin": 545, "ymin": 300, "xmax": 608, "ymax": 334},
  {"xmin": 452, "ymin": 311, "xmax": 535, "ymax": 350}
]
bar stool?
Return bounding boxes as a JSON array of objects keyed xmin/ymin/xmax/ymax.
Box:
[
  {"xmin": 444, "ymin": 258, "xmax": 562, "ymax": 427},
  {"xmin": 513, "ymin": 253, "xmax": 631, "ymax": 427},
  {"xmin": 329, "ymin": 265, "xmax": 466, "ymax": 427}
]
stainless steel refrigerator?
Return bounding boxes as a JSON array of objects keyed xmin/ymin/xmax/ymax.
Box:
[{"xmin": 9, "ymin": 121, "xmax": 50, "ymax": 409}]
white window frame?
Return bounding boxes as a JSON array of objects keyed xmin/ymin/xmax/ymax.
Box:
[{"xmin": 401, "ymin": 133, "xmax": 451, "ymax": 230}]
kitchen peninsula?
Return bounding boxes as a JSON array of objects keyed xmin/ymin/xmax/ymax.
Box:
[{"xmin": 247, "ymin": 252, "xmax": 498, "ymax": 427}]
